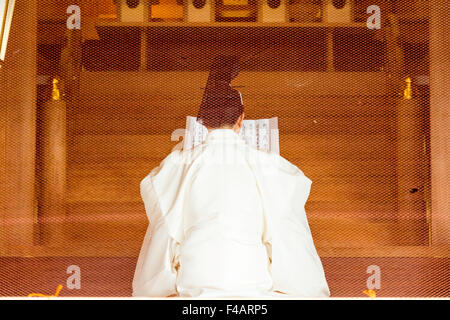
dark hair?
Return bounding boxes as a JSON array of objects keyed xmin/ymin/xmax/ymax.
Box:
[{"xmin": 197, "ymin": 82, "xmax": 244, "ymax": 128}]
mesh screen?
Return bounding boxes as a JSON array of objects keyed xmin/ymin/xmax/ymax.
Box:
[{"xmin": 0, "ymin": 0, "xmax": 448, "ymax": 298}]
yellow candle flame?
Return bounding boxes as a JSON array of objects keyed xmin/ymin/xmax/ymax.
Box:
[
  {"xmin": 403, "ymin": 77, "xmax": 412, "ymax": 100},
  {"xmin": 52, "ymin": 78, "xmax": 61, "ymax": 101}
]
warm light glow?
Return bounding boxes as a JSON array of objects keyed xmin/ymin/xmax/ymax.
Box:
[{"xmin": 363, "ymin": 289, "xmax": 377, "ymax": 298}]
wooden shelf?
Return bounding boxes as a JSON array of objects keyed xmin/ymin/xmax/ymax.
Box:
[
  {"xmin": 90, "ymin": 20, "xmax": 384, "ymax": 73},
  {"xmin": 96, "ymin": 20, "xmax": 368, "ymax": 29}
]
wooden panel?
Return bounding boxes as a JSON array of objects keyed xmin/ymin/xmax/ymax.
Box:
[
  {"xmin": 69, "ymin": 94, "xmax": 396, "ymax": 134},
  {"xmin": 54, "ymin": 202, "xmax": 420, "ymax": 250},
  {"xmin": 394, "ymin": 0, "xmax": 430, "ymax": 18},
  {"xmin": 72, "ymin": 96, "xmax": 394, "ymax": 117},
  {"xmin": 68, "ymin": 135, "xmax": 177, "ymax": 163},
  {"xmin": 63, "ymin": 202, "xmax": 147, "ymax": 245},
  {"xmin": 66, "ymin": 131, "xmax": 398, "ymax": 223},
  {"xmin": 37, "ymin": 22, "xmax": 67, "ymax": 45},
  {"xmin": 27, "ymin": 1, "xmax": 435, "ymax": 255},
  {"xmin": 62, "ymin": 203, "xmax": 400, "ymax": 248},
  {"xmin": 79, "ymin": 71, "xmax": 389, "ymax": 97},
  {"xmin": 68, "ymin": 158, "xmax": 397, "ymax": 179},
  {"xmin": 333, "ymin": 29, "xmax": 387, "ymax": 72},
  {"xmin": 301, "ymin": 159, "xmax": 397, "ymax": 178},
  {"xmin": 66, "ymin": 69, "xmax": 398, "ymax": 249},
  {"xmin": 67, "ymin": 158, "xmax": 398, "ymax": 220},
  {"xmin": 310, "ymin": 218, "xmax": 401, "ymax": 247},
  {"xmin": 68, "ymin": 134, "xmax": 395, "ymax": 163},
  {"xmin": 65, "ymin": 200, "xmax": 397, "ymax": 222},
  {"xmin": 68, "ymin": 175, "xmax": 141, "ymax": 203},
  {"xmin": 145, "ymin": 27, "xmax": 327, "ymax": 71},
  {"xmin": 68, "ymin": 114, "xmax": 395, "ymax": 135},
  {"xmin": 82, "ymin": 34, "xmax": 141, "ymax": 71},
  {"xmin": 67, "ymin": 171, "xmax": 397, "ymax": 203},
  {"xmin": 306, "ymin": 201, "xmax": 397, "ymax": 219},
  {"xmin": 38, "ymin": 0, "xmax": 74, "ymax": 21},
  {"xmin": 280, "ymin": 134, "xmax": 395, "ymax": 160}
]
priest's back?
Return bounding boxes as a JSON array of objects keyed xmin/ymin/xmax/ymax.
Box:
[
  {"xmin": 132, "ymin": 128, "xmax": 330, "ymax": 297},
  {"xmin": 176, "ymin": 129, "xmax": 273, "ymax": 296}
]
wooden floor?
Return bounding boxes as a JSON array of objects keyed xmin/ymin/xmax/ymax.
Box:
[{"xmin": 0, "ymin": 257, "xmax": 448, "ymax": 297}]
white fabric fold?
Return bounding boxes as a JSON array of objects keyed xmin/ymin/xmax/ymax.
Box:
[{"xmin": 132, "ymin": 129, "xmax": 330, "ymax": 298}]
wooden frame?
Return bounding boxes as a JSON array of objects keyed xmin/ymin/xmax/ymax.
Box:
[
  {"xmin": 116, "ymin": 0, "xmax": 150, "ymax": 23},
  {"xmin": 257, "ymin": 0, "xmax": 288, "ymax": 23},
  {"xmin": 184, "ymin": 0, "xmax": 215, "ymax": 23},
  {"xmin": 322, "ymin": 0, "xmax": 354, "ymax": 24}
]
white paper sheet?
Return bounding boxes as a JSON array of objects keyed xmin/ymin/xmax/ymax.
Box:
[{"xmin": 183, "ymin": 116, "xmax": 279, "ymax": 154}]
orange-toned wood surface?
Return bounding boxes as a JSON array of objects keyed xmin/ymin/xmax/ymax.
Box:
[
  {"xmin": 0, "ymin": 256, "xmax": 447, "ymax": 297},
  {"xmin": 61, "ymin": 70, "xmax": 408, "ymax": 251},
  {"xmin": 37, "ymin": 99, "xmax": 67, "ymax": 245},
  {"xmin": 1, "ymin": 0, "xmax": 444, "ymax": 258},
  {"xmin": 0, "ymin": 0, "xmax": 37, "ymax": 256},
  {"xmin": 430, "ymin": 0, "xmax": 450, "ymax": 245},
  {"xmin": 0, "ymin": 64, "xmax": 6, "ymax": 255}
]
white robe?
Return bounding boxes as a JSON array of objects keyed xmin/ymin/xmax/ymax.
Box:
[{"xmin": 132, "ymin": 129, "xmax": 330, "ymax": 298}]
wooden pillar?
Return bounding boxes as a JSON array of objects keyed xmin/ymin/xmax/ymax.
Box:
[
  {"xmin": 385, "ymin": 14, "xmax": 405, "ymax": 94},
  {"xmin": 395, "ymin": 93, "xmax": 426, "ymax": 245},
  {"xmin": 80, "ymin": 0, "xmax": 100, "ymax": 41},
  {"xmin": 0, "ymin": 61, "xmax": 6, "ymax": 255},
  {"xmin": 140, "ymin": 28, "xmax": 148, "ymax": 72},
  {"xmin": 38, "ymin": 95, "xmax": 67, "ymax": 245},
  {"xmin": 2, "ymin": 0, "xmax": 37, "ymax": 255},
  {"xmin": 430, "ymin": 0, "xmax": 450, "ymax": 245},
  {"xmin": 326, "ymin": 29, "xmax": 335, "ymax": 72}
]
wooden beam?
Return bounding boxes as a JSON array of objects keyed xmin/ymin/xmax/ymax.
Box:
[
  {"xmin": 430, "ymin": 0, "xmax": 450, "ymax": 245},
  {"xmin": 95, "ymin": 21, "xmax": 368, "ymax": 29}
]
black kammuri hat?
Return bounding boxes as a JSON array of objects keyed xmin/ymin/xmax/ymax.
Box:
[{"xmin": 197, "ymin": 55, "xmax": 244, "ymax": 128}]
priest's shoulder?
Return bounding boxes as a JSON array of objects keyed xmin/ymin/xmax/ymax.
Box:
[
  {"xmin": 140, "ymin": 149, "xmax": 185, "ymax": 182},
  {"xmin": 160, "ymin": 145, "xmax": 203, "ymax": 166},
  {"xmin": 247, "ymin": 146, "xmax": 307, "ymax": 177}
]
